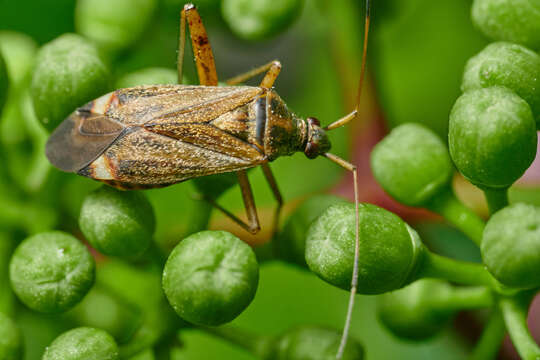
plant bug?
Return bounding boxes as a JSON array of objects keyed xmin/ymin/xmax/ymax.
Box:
[{"xmin": 45, "ymin": 1, "xmax": 371, "ymax": 357}]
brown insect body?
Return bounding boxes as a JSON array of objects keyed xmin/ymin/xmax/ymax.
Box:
[{"xmin": 45, "ymin": 84, "xmax": 330, "ymax": 189}]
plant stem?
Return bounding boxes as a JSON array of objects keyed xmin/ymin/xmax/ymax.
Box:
[
  {"xmin": 201, "ymin": 325, "xmax": 274, "ymax": 358},
  {"xmin": 499, "ymin": 295, "xmax": 540, "ymax": 360},
  {"xmin": 427, "ymin": 187, "xmax": 485, "ymax": 246},
  {"xmin": 469, "ymin": 309, "xmax": 505, "ymax": 360},
  {"xmin": 443, "ymin": 286, "xmax": 494, "ymax": 310},
  {"xmin": 418, "ymin": 251, "xmax": 495, "ymax": 288},
  {"xmin": 482, "ymin": 187, "xmax": 509, "ymax": 215}
]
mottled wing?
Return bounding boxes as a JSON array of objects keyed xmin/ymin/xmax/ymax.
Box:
[
  {"xmin": 142, "ymin": 85, "xmax": 265, "ymax": 164},
  {"xmin": 79, "ymin": 128, "xmax": 263, "ymax": 187}
]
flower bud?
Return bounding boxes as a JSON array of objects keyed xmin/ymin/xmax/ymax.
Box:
[
  {"xmin": 305, "ymin": 203, "xmax": 424, "ymax": 294},
  {"xmin": 449, "ymin": 87, "xmax": 537, "ymax": 189},
  {"xmin": 31, "ymin": 34, "xmax": 110, "ymax": 131},
  {"xmin": 9, "ymin": 231, "xmax": 95, "ymax": 313},
  {"xmin": 222, "ymin": 0, "xmax": 304, "ymax": 40},
  {"xmin": 0, "ymin": 312, "xmax": 22, "ymax": 360},
  {"xmin": 270, "ymin": 326, "xmax": 363, "ymax": 360},
  {"xmin": 462, "ymin": 42, "xmax": 540, "ymax": 127},
  {"xmin": 43, "ymin": 327, "xmax": 119, "ymax": 360},
  {"xmin": 162, "ymin": 231, "xmax": 259, "ymax": 325},
  {"xmin": 482, "ymin": 203, "xmax": 540, "ymax": 288},
  {"xmin": 472, "ymin": 0, "xmax": 540, "ymax": 50},
  {"xmin": 79, "ymin": 186, "xmax": 155, "ymax": 257},
  {"xmin": 371, "ymin": 123, "xmax": 453, "ymax": 206},
  {"xmin": 76, "ymin": 0, "xmax": 157, "ymax": 52}
]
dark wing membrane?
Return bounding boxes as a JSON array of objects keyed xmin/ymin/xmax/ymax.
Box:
[
  {"xmin": 91, "ymin": 128, "xmax": 265, "ymax": 185},
  {"xmin": 45, "ymin": 110, "xmax": 125, "ymax": 172}
]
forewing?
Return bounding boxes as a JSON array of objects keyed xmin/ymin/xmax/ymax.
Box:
[
  {"xmin": 45, "ymin": 108, "xmax": 125, "ymax": 172},
  {"xmin": 80, "ymin": 128, "xmax": 265, "ymax": 186},
  {"xmin": 111, "ymin": 85, "xmax": 263, "ymax": 126}
]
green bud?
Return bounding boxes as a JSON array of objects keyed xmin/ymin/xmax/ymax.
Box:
[
  {"xmin": 0, "ymin": 52, "xmax": 7, "ymax": 116},
  {"xmin": 76, "ymin": 0, "xmax": 157, "ymax": 52},
  {"xmin": 377, "ymin": 279, "xmax": 457, "ymax": 341},
  {"xmin": 270, "ymin": 326, "xmax": 363, "ymax": 360},
  {"xmin": 116, "ymin": 67, "xmax": 180, "ymax": 89},
  {"xmin": 68, "ymin": 286, "xmax": 142, "ymax": 343},
  {"xmin": 449, "ymin": 87, "xmax": 537, "ymax": 189},
  {"xmin": 162, "ymin": 230, "xmax": 259, "ymax": 325},
  {"xmin": 31, "ymin": 34, "xmax": 110, "ymax": 131},
  {"xmin": 79, "ymin": 186, "xmax": 155, "ymax": 257},
  {"xmin": 276, "ymin": 195, "xmax": 346, "ymax": 267},
  {"xmin": 305, "ymin": 203, "xmax": 424, "ymax": 294},
  {"xmin": 482, "ymin": 203, "xmax": 540, "ymax": 288},
  {"xmin": 0, "ymin": 313, "xmax": 23, "ymax": 360},
  {"xmin": 462, "ymin": 42, "xmax": 540, "ymax": 127},
  {"xmin": 371, "ymin": 123, "xmax": 453, "ymax": 206},
  {"xmin": 43, "ymin": 327, "xmax": 119, "ymax": 360},
  {"xmin": 9, "ymin": 231, "xmax": 95, "ymax": 313},
  {"xmin": 471, "ymin": 0, "xmax": 540, "ymax": 50},
  {"xmin": 0, "ymin": 31, "xmax": 38, "ymax": 88},
  {"xmin": 222, "ymin": 0, "xmax": 304, "ymax": 41}
]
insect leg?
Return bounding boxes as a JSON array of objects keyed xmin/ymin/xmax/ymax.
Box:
[
  {"xmin": 203, "ymin": 170, "xmax": 261, "ymax": 234},
  {"xmin": 225, "ymin": 60, "xmax": 282, "ymax": 88},
  {"xmin": 180, "ymin": 4, "xmax": 218, "ymax": 86},
  {"xmin": 260, "ymin": 163, "xmax": 283, "ymax": 239}
]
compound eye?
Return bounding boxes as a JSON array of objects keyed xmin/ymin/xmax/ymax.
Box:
[{"xmin": 307, "ymin": 117, "xmax": 320, "ymax": 127}]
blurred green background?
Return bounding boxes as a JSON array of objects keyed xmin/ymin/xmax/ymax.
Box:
[{"xmin": 0, "ymin": 0, "xmax": 533, "ymax": 359}]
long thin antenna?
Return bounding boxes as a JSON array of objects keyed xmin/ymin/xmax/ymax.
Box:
[
  {"xmin": 325, "ymin": 1, "xmax": 371, "ymax": 358},
  {"xmin": 323, "ymin": 153, "xmax": 360, "ymax": 359},
  {"xmin": 324, "ymin": 0, "xmax": 371, "ymax": 132}
]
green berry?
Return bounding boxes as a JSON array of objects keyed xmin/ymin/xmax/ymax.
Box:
[
  {"xmin": 371, "ymin": 123, "xmax": 453, "ymax": 206},
  {"xmin": 76, "ymin": 0, "xmax": 157, "ymax": 52},
  {"xmin": 43, "ymin": 327, "xmax": 119, "ymax": 360},
  {"xmin": 449, "ymin": 87, "xmax": 537, "ymax": 189},
  {"xmin": 79, "ymin": 186, "xmax": 156, "ymax": 257},
  {"xmin": 305, "ymin": 203, "xmax": 425, "ymax": 294},
  {"xmin": 482, "ymin": 203, "xmax": 540, "ymax": 288},
  {"xmin": 0, "ymin": 31, "xmax": 38, "ymax": 88},
  {"xmin": 69, "ymin": 286, "xmax": 142, "ymax": 343},
  {"xmin": 462, "ymin": 42, "xmax": 540, "ymax": 127},
  {"xmin": 222, "ymin": 0, "xmax": 304, "ymax": 41},
  {"xmin": 0, "ymin": 313, "xmax": 23, "ymax": 360},
  {"xmin": 116, "ymin": 67, "xmax": 180, "ymax": 89},
  {"xmin": 31, "ymin": 34, "xmax": 110, "ymax": 131},
  {"xmin": 276, "ymin": 195, "xmax": 345, "ymax": 267},
  {"xmin": 377, "ymin": 279, "xmax": 456, "ymax": 341},
  {"xmin": 9, "ymin": 231, "xmax": 95, "ymax": 313},
  {"xmin": 162, "ymin": 231, "xmax": 259, "ymax": 326},
  {"xmin": 471, "ymin": 0, "xmax": 540, "ymax": 50},
  {"xmin": 271, "ymin": 326, "xmax": 363, "ymax": 360}
]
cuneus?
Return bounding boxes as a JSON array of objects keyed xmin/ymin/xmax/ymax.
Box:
[{"xmin": 45, "ymin": 1, "xmax": 371, "ymax": 358}]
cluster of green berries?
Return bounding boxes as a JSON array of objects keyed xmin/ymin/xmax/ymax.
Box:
[{"xmin": 1, "ymin": 0, "xmax": 540, "ymax": 359}]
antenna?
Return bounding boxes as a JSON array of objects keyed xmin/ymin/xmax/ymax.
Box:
[{"xmin": 322, "ymin": 1, "xmax": 371, "ymax": 358}]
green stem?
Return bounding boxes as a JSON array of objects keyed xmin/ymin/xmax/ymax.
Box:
[
  {"xmin": 417, "ymin": 251, "xmax": 495, "ymax": 288},
  {"xmin": 499, "ymin": 295, "xmax": 540, "ymax": 360},
  {"xmin": 482, "ymin": 187, "xmax": 509, "ymax": 215},
  {"xmin": 469, "ymin": 310, "xmax": 505, "ymax": 360},
  {"xmin": 441, "ymin": 286, "xmax": 493, "ymax": 311},
  {"xmin": 201, "ymin": 325, "xmax": 274, "ymax": 358},
  {"xmin": 427, "ymin": 187, "xmax": 485, "ymax": 246}
]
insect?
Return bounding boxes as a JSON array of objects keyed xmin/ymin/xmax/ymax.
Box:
[{"xmin": 45, "ymin": 2, "xmax": 371, "ymax": 357}]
